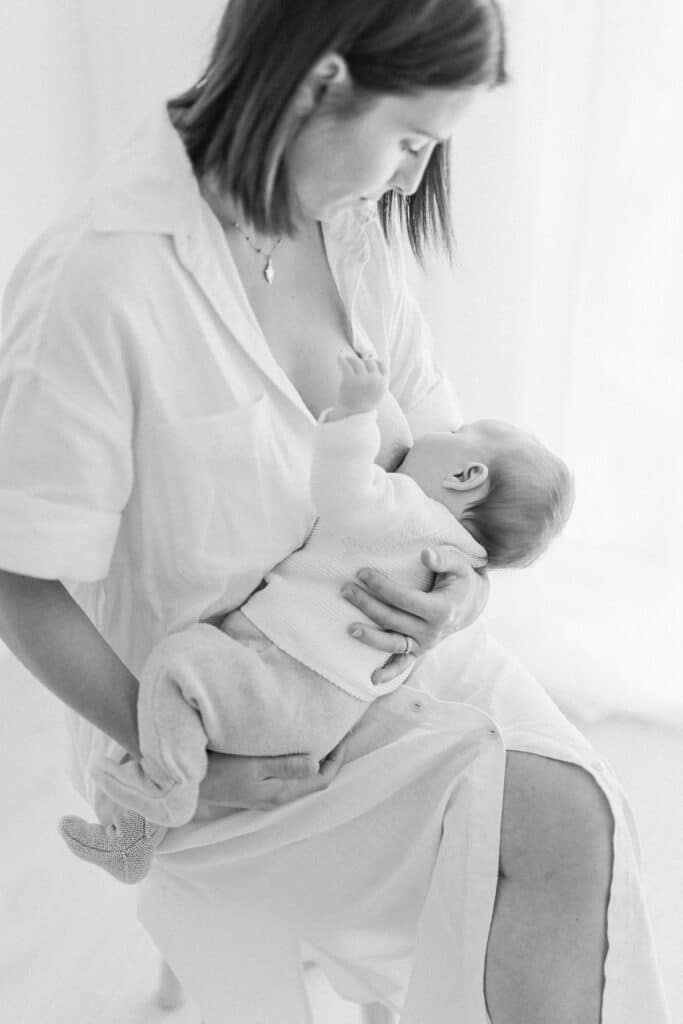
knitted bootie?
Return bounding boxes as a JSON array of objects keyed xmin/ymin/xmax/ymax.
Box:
[{"xmin": 58, "ymin": 807, "xmax": 167, "ymax": 884}]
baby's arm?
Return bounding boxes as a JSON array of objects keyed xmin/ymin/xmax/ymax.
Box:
[{"xmin": 309, "ymin": 355, "xmax": 396, "ymax": 528}]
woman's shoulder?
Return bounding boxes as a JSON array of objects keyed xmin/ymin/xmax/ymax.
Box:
[
  {"xmin": 5, "ymin": 105, "xmax": 194, "ymax": 324},
  {"xmin": 4, "ymin": 206, "xmax": 174, "ymax": 331},
  {"xmin": 1, "ymin": 207, "xmax": 178, "ymax": 388}
]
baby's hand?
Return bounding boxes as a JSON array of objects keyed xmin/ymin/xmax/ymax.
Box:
[{"xmin": 334, "ymin": 354, "xmax": 389, "ymax": 417}]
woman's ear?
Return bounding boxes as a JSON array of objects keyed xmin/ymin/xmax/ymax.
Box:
[
  {"xmin": 294, "ymin": 53, "xmax": 350, "ymax": 115},
  {"xmin": 442, "ymin": 462, "xmax": 489, "ymax": 492}
]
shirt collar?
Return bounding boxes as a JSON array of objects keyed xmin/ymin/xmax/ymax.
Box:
[{"xmin": 91, "ymin": 105, "xmax": 202, "ymax": 238}]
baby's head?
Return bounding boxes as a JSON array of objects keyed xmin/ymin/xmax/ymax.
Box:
[{"xmin": 398, "ymin": 420, "xmax": 575, "ymax": 568}]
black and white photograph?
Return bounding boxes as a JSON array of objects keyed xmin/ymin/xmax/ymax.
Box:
[{"xmin": 1, "ymin": 2, "xmax": 681, "ymax": 1021}]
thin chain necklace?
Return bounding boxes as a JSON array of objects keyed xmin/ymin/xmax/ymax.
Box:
[{"xmin": 231, "ymin": 221, "xmax": 284, "ymax": 284}]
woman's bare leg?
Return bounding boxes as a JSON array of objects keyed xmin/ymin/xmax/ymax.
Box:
[{"xmin": 484, "ymin": 752, "xmax": 614, "ymax": 1024}]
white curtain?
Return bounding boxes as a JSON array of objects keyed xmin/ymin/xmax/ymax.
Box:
[
  {"xmin": 415, "ymin": 0, "xmax": 683, "ymax": 723},
  {"xmin": 2, "ymin": 1, "xmax": 682, "ymax": 722},
  {"xmin": 0, "ymin": 0, "xmax": 221, "ymax": 285}
]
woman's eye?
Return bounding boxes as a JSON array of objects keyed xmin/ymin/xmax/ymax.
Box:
[{"xmin": 402, "ymin": 143, "xmax": 424, "ymax": 158}]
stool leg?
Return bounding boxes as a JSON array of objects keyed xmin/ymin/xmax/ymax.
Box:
[
  {"xmin": 156, "ymin": 959, "xmax": 186, "ymax": 1011},
  {"xmin": 360, "ymin": 1003, "xmax": 395, "ymax": 1024}
]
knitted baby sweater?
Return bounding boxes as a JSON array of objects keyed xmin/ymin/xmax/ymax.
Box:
[{"xmin": 244, "ymin": 411, "xmax": 487, "ymax": 701}]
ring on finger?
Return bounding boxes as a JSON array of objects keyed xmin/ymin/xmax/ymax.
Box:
[{"xmin": 400, "ymin": 635, "xmax": 416, "ymax": 655}]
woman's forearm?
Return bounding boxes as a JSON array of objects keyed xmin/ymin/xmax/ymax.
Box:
[{"xmin": 0, "ymin": 570, "xmax": 140, "ymax": 757}]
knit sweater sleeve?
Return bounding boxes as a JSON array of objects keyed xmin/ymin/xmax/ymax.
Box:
[{"xmin": 310, "ymin": 410, "xmax": 394, "ymax": 531}]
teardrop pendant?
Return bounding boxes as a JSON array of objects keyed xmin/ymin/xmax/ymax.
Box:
[{"xmin": 264, "ymin": 258, "xmax": 275, "ymax": 284}]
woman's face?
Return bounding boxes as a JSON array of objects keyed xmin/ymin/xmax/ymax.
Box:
[{"xmin": 286, "ymin": 86, "xmax": 476, "ymax": 222}]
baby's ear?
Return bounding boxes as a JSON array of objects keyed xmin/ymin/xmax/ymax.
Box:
[{"xmin": 442, "ymin": 462, "xmax": 489, "ymax": 492}]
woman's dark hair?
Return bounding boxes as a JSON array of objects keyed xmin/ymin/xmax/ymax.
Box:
[{"xmin": 168, "ymin": 0, "xmax": 507, "ymax": 262}]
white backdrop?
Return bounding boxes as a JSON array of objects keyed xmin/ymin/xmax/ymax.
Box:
[{"xmin": 2, "ymin": 1, "xmax": 682, "ymax": 722}]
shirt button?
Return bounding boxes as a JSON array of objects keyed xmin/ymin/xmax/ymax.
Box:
[
  {"xmin": 489, "ymin": 727, "xmax": 498, "ymax": 737},
  {"xmin": 411, "ymin": 700, "xmax": 424, "ymax": 713}
]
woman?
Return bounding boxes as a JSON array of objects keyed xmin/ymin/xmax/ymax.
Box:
[{"xmin": 0, "ymin": 1, "xmax": 668, "ymax": 1021}]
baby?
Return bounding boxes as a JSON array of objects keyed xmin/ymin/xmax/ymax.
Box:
[{"xmin": 60, "ymin": 355, "xmax": 574, "ymax": 882}]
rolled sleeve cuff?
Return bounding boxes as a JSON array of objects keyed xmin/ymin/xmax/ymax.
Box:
[
  {"xmin": 0, "ymin": 490, "xmax": 120, "ymax": 581},
  {"xmin": 405, "ymin": 376, "xmax": 462, "ymax": 436},
  {"xmin": 316, "ymin": 409, "xmax": 379, "ymax": 450}
]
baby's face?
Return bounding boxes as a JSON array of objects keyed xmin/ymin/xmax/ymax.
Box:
[{"xmin": 397, "ymin": 420, "xmax": 520, "ymax": 515}]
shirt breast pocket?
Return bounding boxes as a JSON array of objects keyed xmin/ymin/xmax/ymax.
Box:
[{"xmin": 140, "ymin": 396, "xmax": 306, "ymax": 595}]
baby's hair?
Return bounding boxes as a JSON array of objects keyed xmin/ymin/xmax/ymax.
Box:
[{"xmin": 461, "ymin": 437, "xmax": 575, "ymax": 569}]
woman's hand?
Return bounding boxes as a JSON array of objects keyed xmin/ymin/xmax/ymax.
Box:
[
  {"xmin": 342, "ymin": 545, "xmax": 489, "ymax": 685},
  {"xmin": 199, "ymin": 742, "xmax": 346, "ymax": 811}
]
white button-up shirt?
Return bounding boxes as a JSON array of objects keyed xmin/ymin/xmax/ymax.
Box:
[
  {"xmin": 0, "ymin": 107, "xmax": 669, "ymax": 1023},
  {"xmin": 0, "ymin": 106, "xmax": 457, "ymax": 674}
]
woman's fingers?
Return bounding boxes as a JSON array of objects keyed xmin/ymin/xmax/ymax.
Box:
[
  {"xmin": 422, "ymin": 544, "xmax": 487, "ymax": 573},
  {"xmin": 346, "ymin": 625, "xmax": 419, "ymax": 684},
  {"xmin": 343, "ymin": 551, "xmax": 479, "ymax": 622},
  {"xmin": 200, "ymin": 750, "xmax": 323, "ymax": 807},
  {"xmin": 343, "ymin": 548, "xmax": 489, "ymax": 649},
  {"xmin": 343, "ymin": 576, "xmax": 454, "ymax": 647},
  {"xmin": 343, "ymin": 582, "xmax": 422, "ymax": 636},
  {"xmin": 370, "ymin": 652, "xmax": 415, "ymax": 685},
  {"xmin": 199, "ymin": 752, "xmax": 255, "ymax": 804},
  {"xmin": 258, "ymin": 743, "xmax": 346, "ymax": 807},
  {"xmin": 425, "ymin": 548, "xmax": 490, "ymax": 628},
  {"xmin": 209, "ymin": 744, "xmax": 347, "ymax": 809},
  {"xmin": 257, "ymin": 753, "xmax": 319, "ymax": 781},
  {"xmin": 348, "ymin": 623, "xmax": 419, "ymax": 656},
  {"xmin": 343, "ymin": 571, "xmax": 431, "ymax": 619}
]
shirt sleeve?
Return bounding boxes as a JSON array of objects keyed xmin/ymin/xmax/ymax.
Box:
[
  {"xmin": 386, "ymin": 224, "xmax": 464, "ymax": 435},
  {"xmin": 0, "ymin": 237, "xmax": 135, "ymax": 581}
]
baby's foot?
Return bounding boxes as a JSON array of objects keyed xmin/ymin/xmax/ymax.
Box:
[{"xmin": 58, "ymin": 808, "xmax": 166, "ymax": 884}]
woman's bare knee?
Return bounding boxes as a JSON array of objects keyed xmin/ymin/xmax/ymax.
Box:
[{"xmin": 499, "ymin": 752, "xmax": 614, "ymax": 889}]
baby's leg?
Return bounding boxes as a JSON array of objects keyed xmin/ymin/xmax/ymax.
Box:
[
  {"xmin": 62, "ymin": 618, "xmax": 369, "ymax": 885},
  {"xmin": 93, "ymin": 617, "xmax": 366, "ymax": 826},
  {"xmin": 136, "ymin": 615, "xmax": 366, "ymax": 765},
  {"xmin": 214, "ymin": 611, "xmax": 368, "ymax": 762},
  {"xmin": 59, "ymin": 808, "xmax": 166, "ymax": 884},
  {"xmin": 92, "ymin": 654, "xmax": 209, "ymax": 826}
]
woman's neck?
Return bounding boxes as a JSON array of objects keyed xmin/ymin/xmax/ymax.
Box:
[{"xmin": 198, "ymin": 172, "xmax": 319, "ymax": 248}]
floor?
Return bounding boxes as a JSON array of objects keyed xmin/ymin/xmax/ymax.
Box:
[{"xmin": 1, "ymin": 649, "xmax": 680, "ymax": 1023}]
